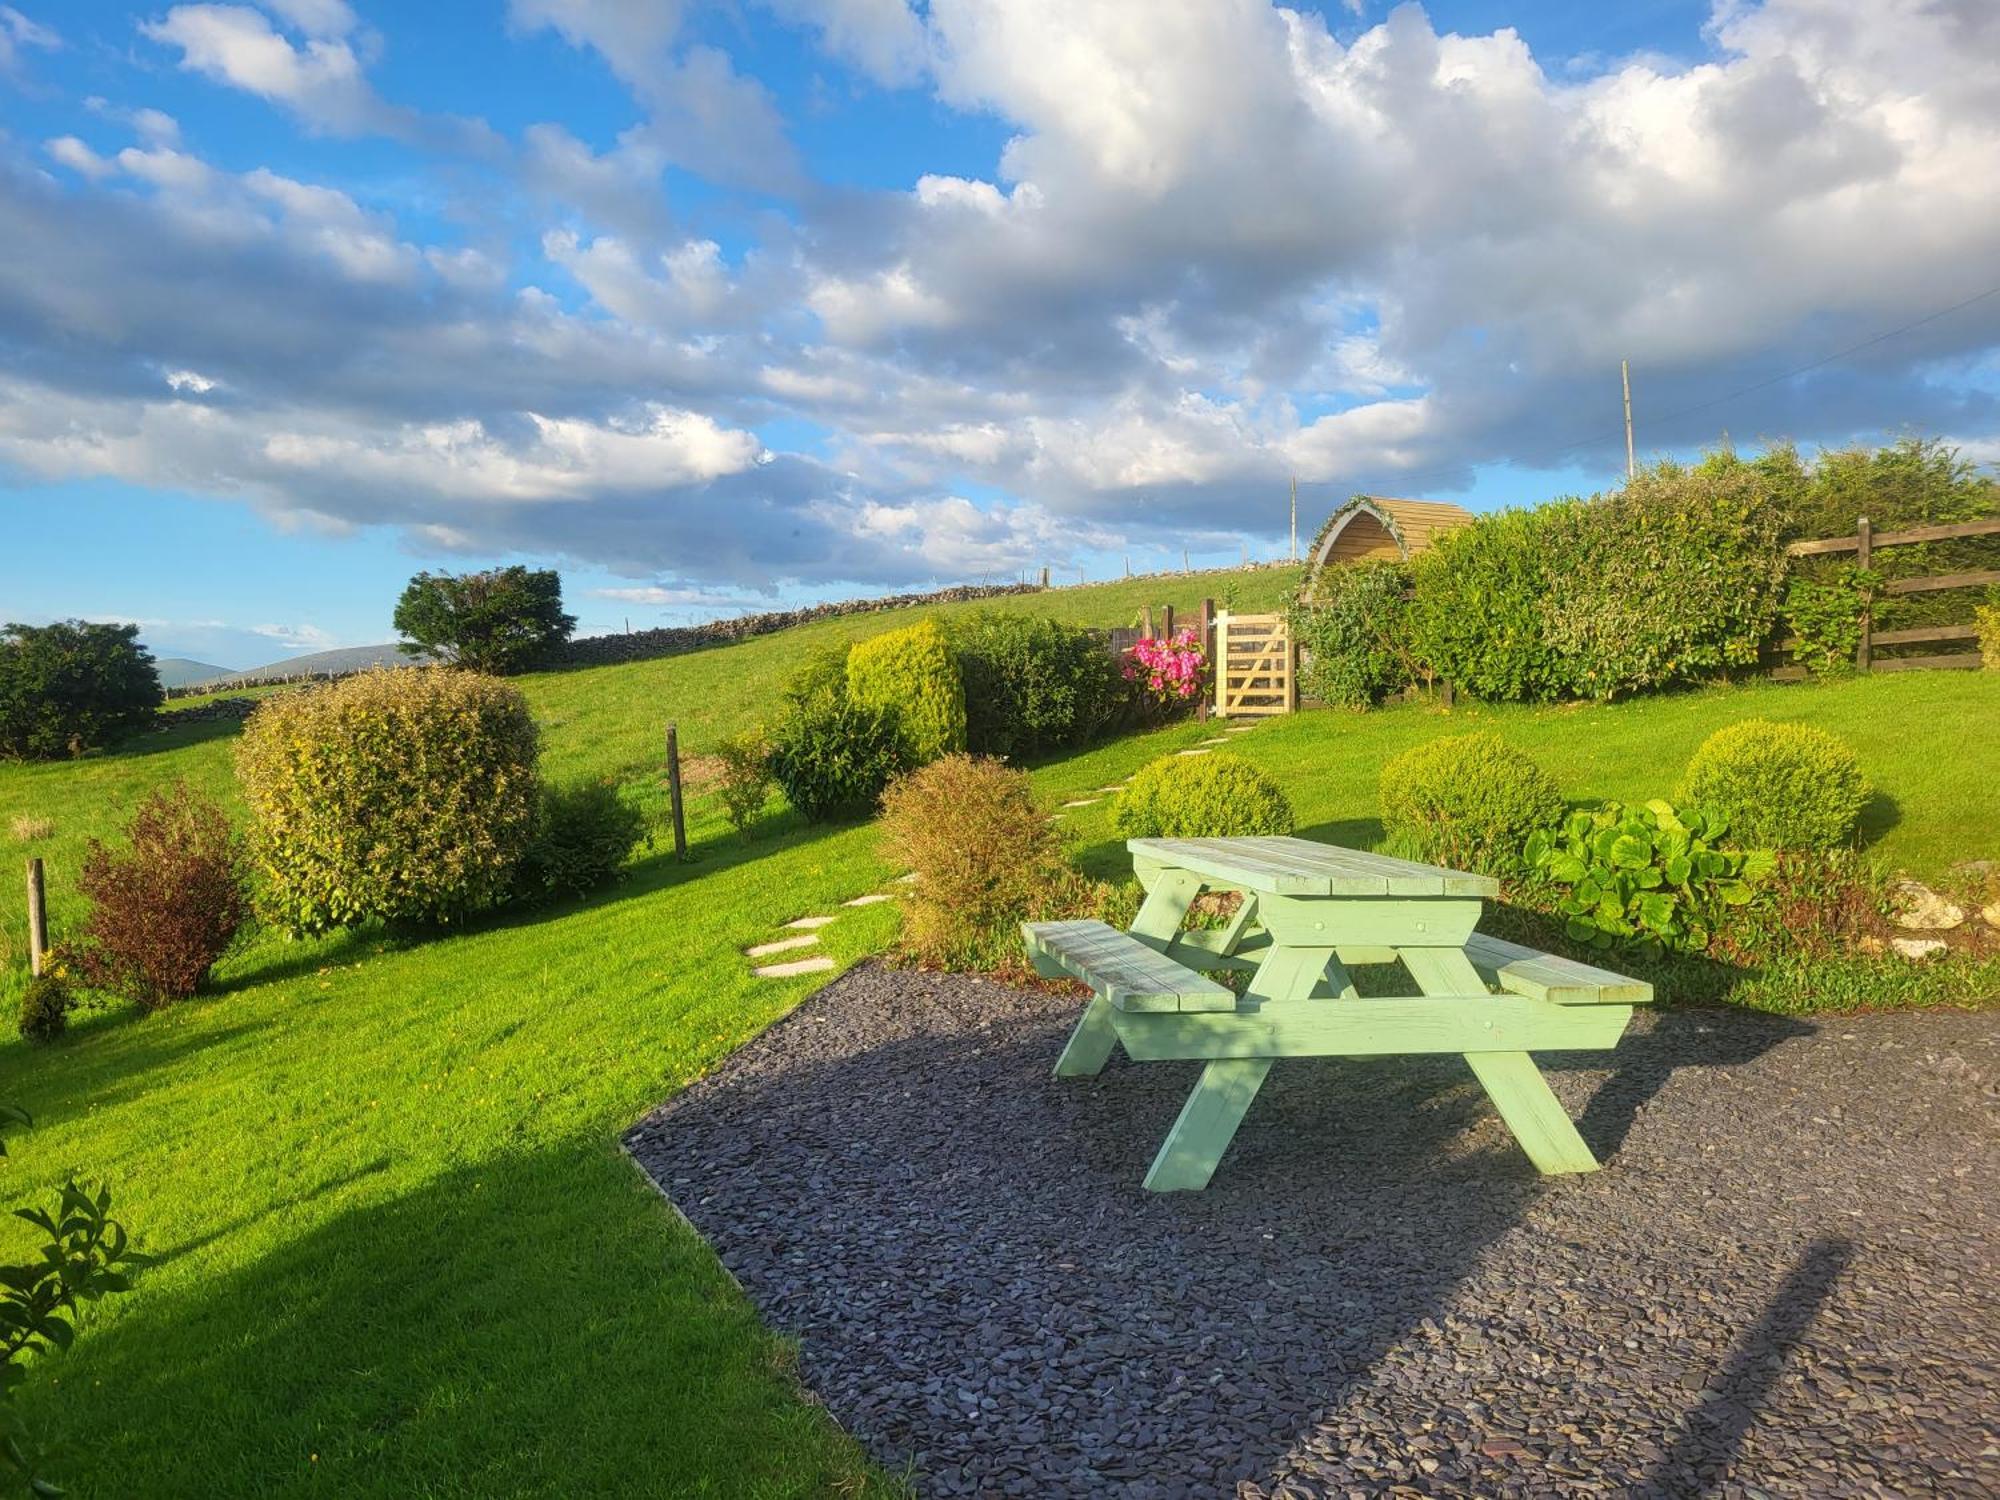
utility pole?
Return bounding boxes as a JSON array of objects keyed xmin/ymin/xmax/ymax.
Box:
[
  {"xmin": 1289, "ymin": 475, "xmax": 1298, "ymax": 561},
  {"xmin": 1621, "ymin": 360, "xmax": 1635, "ymax": 479}
]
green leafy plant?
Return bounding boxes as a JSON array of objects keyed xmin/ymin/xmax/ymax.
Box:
[
  {"xmin": 1527, "ymin": 800, "xmax": 1774, "ymax": 953},
  {"xmin": 1676, "ymin": 719, "xmax": 1870, "ymax": 851},
  {"xmin": 1113, "ymin": 752, "xmax": 1294, "ymax": 839},
  {"xmin": 1781, "ymin": 565, "xmax": 1880, "ymax": 677},
  {"xmin": 766, "ymin": 693, "xmax": 912, "ymax": 823},
  {"xmin": 0, "ymin": 620, "xmax": 162, "ymax": 761},
  {"xmin": 1377, "ymin": 732, "xmax": 1564, "ymax": 877},
  {"xmin": 393, "ymin": 566, "xmax": 576, "ymax": 674},
  {"xmin": 514, "ymin": 781, "xmax": 647, "ymax": 901},
  {"xmin": 16, "ymin": 974, "xmax": 70, "ymax": 1045},
  {"xmin": 952, "ymin": 612, "xmax": 1123, "ymax": 760},
  {"xmin": 711, "ymin": 732, "xmax": 773, "ymax": 833},
  {"xmin": 235, "ymin": 669, "xmax": 541, "ymax": 933},
  {"xmin": 845, "ymin": 619, "xmax": 967, "ymax": 764},
  {"xmin": 1289, "ymin": 559, "xmax": 1418, "ymax": 709}
]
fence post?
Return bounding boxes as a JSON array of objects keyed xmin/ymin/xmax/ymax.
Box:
[
  {"xmin": 25, "ymin": 857, "xmax": 47, "ymax": 978},
  {"xmin": 1162, "ymin": 604, "xmax": 1175, "ymax": 641},
  {"xmin": 1855, "ymin": 515, "xmax": 1873, "ymax": 673},
  {"xmin": 1197, "ymin": 598, "xmax": 1214, "ymax": 722},
  {"xmin": 1212, "ymin": 610, "xmax": 1230, "ymax": 719},
  {"xmin": 1141, "ymin": 605, "xmax": 1154, "ymax": 639},
  {"xmin": 665, "ymin": 723, "xmax": 688, "ymax": 861},
  {"xmin": 1039, "ymin": 565, "xmax": 1050, "ymax": 589}
]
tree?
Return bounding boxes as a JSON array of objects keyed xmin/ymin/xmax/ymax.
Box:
[
  {"xmin": 392, "ymin": 567, "xmax": 575, "ymax": 674},
  {"xmin": 0, "ymin": 620, "xmax": 162, "ymax": 760}
]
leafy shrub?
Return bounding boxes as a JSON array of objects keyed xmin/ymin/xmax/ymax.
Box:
[
  {"xmin": 954, "ymin": 612, "xmax": 1123, "ymax": 760},
  {"xmin": 767, "ymin": 692, "xmax": 912, "ymax": 822},
  {"xmin": 236, "ymin": 669, "xmax": 541, "ymax": 933},
  {"xmin": 514, "ymin": 781, "xmax": 647, "ymax": 901},
  {"xmin": 1977, "ymin": 589, "xmax": 2000, "ymax": 670},
  {"xmin": 713, "ymin": 732, "xmax": 774, "ymax": 832},
  {"xmin": 1378, "ymin": 732, "xmax": 1564, "ymax": 877},
  {"xmin": 1113, "ymin": 752, "xmax": 1294, "ymax": 839},
  {"xmin": 393, "ymin": 566, "xmax": 576, "ymax": 674},
  {"xmin": 17, "ymin": 974, "xmax": 70, "ymax": 1044},
  {"xmin": 0, "ymin": 620, "xmax": 162, "ymax": 760},
  {"xmin": 1676, "ymin": 719, "xmax": 1869, "ymax": 851},
  {"xmin": 1781, "ymin": 566, "xmax": 1879, "ymax": 678},
  {"xmin": 782, "ymin": 643, "xmax": 852, "ymax": 709},
  {"xmin": 1407, "ymin": 509, "xmax": 1566, "ymax": 702},
  {"xmin": 846, "ymin": 619, "xmax": 967, "ymax": 765},
  {"xmin": 78, "ymin": 783, "xmax": 248, "ymax": 1010},
  {"xmin": 1527, "ymin": 800, "xmax": 1772, "ymax": 953},
  {"xmin": 1290, "ymin": 559, "xmax": 1417, "ymax": 709}
]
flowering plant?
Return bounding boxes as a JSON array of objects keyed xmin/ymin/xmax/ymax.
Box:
[{"xmin": 1123, "ymin": 628, "xmax": 1207, "ymax": 706}]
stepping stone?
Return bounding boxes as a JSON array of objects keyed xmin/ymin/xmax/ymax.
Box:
[
  {"xmin": 842, "ymin": 893, "xmax": 893, "ymax": 907},
  {"xmin": 896, "ymin": 872, "xmax": 918, "ymax": 884},
  {"xmin": 1176, "ymin": 747, "xmax": 1211, "ymax": 757},
  {"xmin": 1201, "ymin": 737, "xmax": 1228, "ymax": 745},
  {"xmin": 1061, "ymin": 798, "xmax": 1099, "ymax": 808},
  {"xmin": 1226, "ymin": 725, "xmax": 1254, "ymax": 734},
  {"xmin": 1096, "ymin": 785, "xmax": 1126, "ymax": 793},
  {"xmin": 784, "ymin": 915, "xmax": 838, "ymax": 930},
  {"xmin": 745, "ymin": 934, "xmax": 818, "ymax": 959},
  {"xmin": 751, "ymin": 956, "xmax": 836, "ymax": 978}
]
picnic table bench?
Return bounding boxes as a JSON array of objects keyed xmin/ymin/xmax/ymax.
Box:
[{"xmin": 1024, "ymin": 835, "xmax": 1651, "ymax": 1191}]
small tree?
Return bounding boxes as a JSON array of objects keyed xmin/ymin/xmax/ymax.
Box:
[
  {"xmin": 0, "ymin": 620, "xmax": 162, "ymax": 759},
  {"xmin": 392, "ymin": 567, "xmax": 575, "ymax": 675}
]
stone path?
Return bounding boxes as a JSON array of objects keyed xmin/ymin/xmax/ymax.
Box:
[{"xmin": 629, "ymin": 966, "xmax": 2000, "ymax": 1498}]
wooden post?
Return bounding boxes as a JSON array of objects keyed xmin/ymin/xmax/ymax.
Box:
[
  {"xmin": 665, "ymin": 723, "xmax": 688, "ymax": 860},
  {"xmin": 1162, "ymin": 604, "xmax": 1175, "ymax": 641},
  {"xmin": 1141, "ymin": 605, "xmax": 1154, "ymax": 639},
  {"xmin": 1621, "ymin": 359, "xmax": 1635, "ymax": 480},
  {"xmin": 1197, "ymin": 597, "xmax": 1214, "ymax": 722},
  {"xmin": 1856, "ymin": 515, "xmax": 1873, "ymax": 673},
  {"xmin": 1182, "ymin": 548, "xmax": 1191, "ymax": 575},
  {"xmin": 1039, "ymin": 565, "xmax": 1050, "ymax": 589},
  {"xmin": 1212, "ymin": 610, "xmax": 1229, "ymax": 719},
  {"xmin": 25, "ymin": 857, "xmax": 47, "ymax": 979}
]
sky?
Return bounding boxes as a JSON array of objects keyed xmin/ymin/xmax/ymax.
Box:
[{"xmin": 1, "ymin": 0, "xmax": 1997, "ymax": 668}]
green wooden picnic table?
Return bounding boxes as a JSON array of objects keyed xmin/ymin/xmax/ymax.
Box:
[{"xmin": 1025, "ymin": 835, "xmax": 1652, "ymax": 1191}]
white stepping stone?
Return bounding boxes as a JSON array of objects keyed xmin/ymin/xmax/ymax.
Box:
[
  {"xmin": 842, "ymin": 893, "xmax": 893, "ymax": 907},
  {"xmin": 1226, "ymin": 725, "xmax": 1254, "ymax": 734},
  {"xmin": 745, "ymin": 934, "xmax": 818, "ymax": 958},
  {"xmin": 784, "ymin": 915, "xmax": 838, "ymax": 930},
  {"xmin": 1201, "ymin": 737, "xmax": 1228, "ymax": 745},
  {"xmin": 1096, "ymin": 785, "xmax": 1126, "ymax": 793},
  {"xmin": 752, "ymin": 956, "xmax": 836, "ymax": 978},
  {"xmin": 1175, "ymin": 747, "xmax": 1211, "ymax": 756},
  {"xmin": 1061, "ymin": 798, "xmax": 1099, "ymax": 808},
  {"xmin": 896, "ymin": 872, "xmax": 918, "ymax": 883}
]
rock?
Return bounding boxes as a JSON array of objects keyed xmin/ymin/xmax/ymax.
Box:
[
  {"xmin": 1856, "ymin": 935, "xmax": 1887, "ymax": 956},
  {"xmin": 1891, "ymin": 937, "xmax": 1949, "ymax": 961},
  {"xmin": 1984, "ymin": 902, "xmax": 2000, "ymax": 931},
  {"xmin": 1890, "ymin": 879, "xmax": 1965, "ymax": 931}
]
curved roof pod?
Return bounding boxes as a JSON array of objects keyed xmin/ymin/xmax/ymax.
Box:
[{"xmin": 1307, "ymin": 496, "xmax": 1476, "ymax": 572}]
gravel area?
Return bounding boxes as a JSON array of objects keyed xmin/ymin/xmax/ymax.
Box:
[{"xmin": 626, "ymin": 965, "xmax": 2000, "ymax": 1498}]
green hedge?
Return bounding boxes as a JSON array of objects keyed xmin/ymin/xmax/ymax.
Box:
[
  {"xmin": 952, "ymin": 612, "xmax": 1124, "ymax": 760},
  {"xmin": 1289, "ymin": 560, "xmax": 1416, "ymax": 709},
  {"xmin": 846, "ymin": 619, "xmax": 967, "ymax": 764}
]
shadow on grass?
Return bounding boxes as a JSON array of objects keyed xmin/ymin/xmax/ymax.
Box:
[
  {"xmin": 100, "ymin": 714, "xmax": 247, "ymax": 759},
  {"xmin": 0, "ymin": 1015, "xmax": 270, "ymax": 1133},
  {"xmin": 1856, "ymin": 788, "xmax": 1902, "ymax": 848}
]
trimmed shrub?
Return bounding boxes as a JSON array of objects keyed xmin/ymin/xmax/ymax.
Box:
[
  {"xmin": 1290, "ymin": 559, "xmax": 1416, "ymax": 709},
  {"xmin": 1378, "ymin": 732, "xmax": 1564, "ymax": 878},
  {"xmin": 1113, "ymin": 752, "xmax": 1294, "ymax": 839},
  {"xmin": 712, "ymin": 732, "xmax": 773, "ymax": 833},
  {"xmin": 0, "ymin": 620, "xmax": 162, "ymax": 760},
  {"xmin": 954, "ymin": 612, "xmax": 1124, "ymax": 761},
  {"xmin": 514, "ymin": 781, "xmax": 647, "ymax": 901},
  {"xmin": 767, "ymin": 693, "xmax": 912, "ymax": 823},
  {"xmin": 236, "ymin": 669, "xmax": 540, "ymax": 933},
  {"xmin": 1676, "ymin": 719, "xmax": 1869, "ymax": 851},
  {"xmin": 77, "ymin": 783, "xmax": 248, "ymax": 1009},
  {"xmin": 846, "ymin": 619, "xmax": 966, "ymax": 764},
  {"xmin": 18, "ymin": 974, "xmax": 71, "ymax": 1044},
  {"xmin": 1407, "ymin": 509, "xmax": 1566, "ymax": 702}
]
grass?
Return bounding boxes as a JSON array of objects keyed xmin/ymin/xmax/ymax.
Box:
[{"xmin": 0, "ymin": 574, "xmax": 1992, "ymax": 1495}]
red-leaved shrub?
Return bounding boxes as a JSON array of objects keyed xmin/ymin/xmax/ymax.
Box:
[{"xmin": 79, "ymin": 783, "xmax": 248, "ymax": 1010}]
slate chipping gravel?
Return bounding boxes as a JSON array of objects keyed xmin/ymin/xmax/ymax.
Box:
[{"xmin": 625, "ymin": 965, "xmax": 2000, "ymax": 1498}]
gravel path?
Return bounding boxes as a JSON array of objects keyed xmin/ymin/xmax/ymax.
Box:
[{"xmin": 625, "ymin": 966, "xmax": 2000, "ymax": 1498}]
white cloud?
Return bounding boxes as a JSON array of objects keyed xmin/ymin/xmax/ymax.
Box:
[
  {"xmin": 46, "ymin": 136, "xmax": 114, "ymax": 180},
  {"xmin": 142, "ymin": 4, "xmax": 386, "ymax": 134},
  {"xmin": 0, "ymin": 5, "xmax": 57, "ymax": 75}
]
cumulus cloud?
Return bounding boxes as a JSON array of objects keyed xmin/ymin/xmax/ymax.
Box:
[{"xmin": 0, "ymin": 5, "xmax": 57, "ymax": 77}]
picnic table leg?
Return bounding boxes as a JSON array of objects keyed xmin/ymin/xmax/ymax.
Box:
[
  {"xmin": 1400, "ymin": 947, "xmax": 1600, "ymax": 1176},
  {"xmin": 1143, "ymin": 1058, "xmax": 1272, "ymax": 1191},
  {"xmin": 1052, "ymin": 996, "xmax": 1121, "ymax": 1078}
]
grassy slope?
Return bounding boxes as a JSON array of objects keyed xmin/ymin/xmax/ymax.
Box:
[{"xmin": 0, "ymin": 569, "xmax": 1994, "ymax": 1497}]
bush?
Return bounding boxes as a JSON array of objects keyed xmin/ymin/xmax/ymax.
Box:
[
  {"xmin": 1378, "ymin": 732, "xmax": 1564, "ymax": 878},
  {"xmin": 881, "ymin": 755, "xmax": 1072, "ymax": 969},
  {"xmin": 781, "ymin": 643, "xmax": 851, "ymax": 709},
  {"xmin": 77, "ymin": 783, "xmax": 248, "ymax": 1010},
  {"xmin": 1113, "ymin": 752, "xmax": 1294, "ymax": 839},
  {"xmin": 18, "ymin": 973, "xmax": 70, "ymax": 1044},
  {"xmin": 1781, "ymin": 566, "xmax": 1878, "ymax": 678},
  {"xmin": 846, "ymin": 620, "xmax": 966, "ymax": 764},
  {"xmin": 1121, "ymin": 630, "xmax": 1208, "ymax": 719},
  {"xmin": 236, "ymin": 669, "xmax": 540, "ymax": 933},
  {"xmin": 0, "ymin": 620, "xmax": 162, "ymax": 759},
  {"xmin": 1290, "ymin": 559, "xmax": 1417, "ymax": 709},
  {"xmin": 1676, "ymin": 719, "xmax": 1870, "ymax": 851},
  {"xmin": 514, "ymin": 781, "xmax": 647, "ymax": 901},
  {"xmin": 1407, "ymin": 509, "xmax": 1567, "ymax": 702},
  {"xmin": 767, "ymin": 692, "xmax": 912, "ymax": 823},
  {"xmin": 954, "ymin": 612, "xmax": 1124, "ymax": 760},
  {"xmin": 713, "ymin": 732, "xmax": 773, "ymax": 832},
  {"xmin": 1526, "ymin": 800, "xmax": 1772, "ymax": 954},
  {"xmin": 393, "ymin": 566, "xmax": 576, "ymax": 674}
]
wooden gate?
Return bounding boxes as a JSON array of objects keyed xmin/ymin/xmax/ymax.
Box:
[{"xmin": 1212, "ymin": 611, "xmax": 1295, "ymax": 717}]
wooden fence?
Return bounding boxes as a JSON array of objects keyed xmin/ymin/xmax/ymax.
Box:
[
  {"xmin": 1212, "ymin": 611, "xmax": 1295, "ymax": 718},
  {"xmin": 1774, "ymin": 515, "xmax": 2000, "ymax": 678}
]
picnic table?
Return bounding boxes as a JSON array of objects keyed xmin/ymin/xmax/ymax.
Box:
[{"xmin": 1024, "ymin": 835, "xmax": 1652, "ymax": 1191}]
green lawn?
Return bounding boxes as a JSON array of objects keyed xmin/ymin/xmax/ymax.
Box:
[{"xmin": 0, "ymin": 577, "xmax": 1993, "ymax": 1496}]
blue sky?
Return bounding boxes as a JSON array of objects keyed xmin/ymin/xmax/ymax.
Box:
[{"xmin": 1, "ymin": 0, "xmax": 1995, "ymax": 668}]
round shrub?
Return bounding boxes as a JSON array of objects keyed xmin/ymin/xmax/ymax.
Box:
[
  {"xmin": 954, "ymin": 612, "xmax": 1123, "ymax": 761},
  {"xmin": 1378, "ymin": 732, "xmax": 1564, "ymax": 877},
  {"xmin": 767, "ymin": 692, "xmax": 912, "ymax": 823},
  {"xmin": 18, "ymin": 973, "xmax": 71, "ymax": 1044},
  {"xmin": 1675, "ymin": 719, "xmax": 1869, "ymax": 851},
  {"xmin": 514, "ymin": 781, "xmax": 647, "ymax": 901},
  {"xmin": 846, "ymin": 619, "xmax": 967, "ymax": 764},
  {"xmin": 1113, "ymin": 752, "xmax": 1294, "ymax": 839},
  {"xmin": 236, "ymin": 668, "xmax": 540, "ymax": 933}
]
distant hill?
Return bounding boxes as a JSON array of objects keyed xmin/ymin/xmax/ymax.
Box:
[
  {"xmin": 195, "ymin": 643, "xmax": 431, "ymax": 688},
  {"xmin": 154, "ymin": 657, "xmax": 238, "ymax": 689}
]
